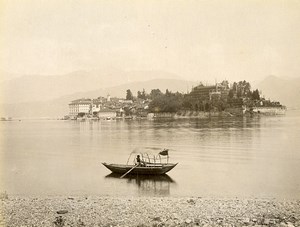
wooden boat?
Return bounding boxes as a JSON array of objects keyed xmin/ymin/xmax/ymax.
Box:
[
  {"xmin": 102, "ymin": 149, "xmax": 178, "ymax": 176},
  {"xmin": 102, "ymin": 162, "xmax": 177, "ymax": 175}
]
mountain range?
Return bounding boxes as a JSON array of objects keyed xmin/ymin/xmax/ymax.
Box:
[
  {"xmin": 1, "ymin": 71, "xmax": 299, "ymax": 118},
  {"xmin": 0, "ymin": 70, "xmax": 182, "ymax": 103},
  {"xmin": 256, "ymin": 76, "xmax": 300, "ymax": 109},
  {"xmin": 0, "ymin": 71, "xmax": 197, "ymax": 118}
]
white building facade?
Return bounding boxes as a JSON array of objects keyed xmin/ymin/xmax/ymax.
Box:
[
  {"xmin": 92, "ymin": 100, "xmax": 102, "ymax": 114},
  {"xmin": 69, "ymin": 99, "xmax": 92, "ymax": 117}
]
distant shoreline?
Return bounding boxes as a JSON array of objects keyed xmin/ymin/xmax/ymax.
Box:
[
  {"xmin": 1, "ymin": 195, "xmax": 299, "ymax": 227},
  {"xmin": 0, "ymin": 107, "xmax": 291, "ymax": 121}
]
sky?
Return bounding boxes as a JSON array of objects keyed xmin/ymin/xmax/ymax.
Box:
[{"xmin": 1, "ymin": 0, "xmax": 300, "ymax": 82}]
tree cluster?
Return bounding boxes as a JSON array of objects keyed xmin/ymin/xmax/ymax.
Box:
[
  {"xmin": 137, "ymin": 89, "xmax": 147, "ymax": 100},
  {"xmin": 148, "ymin": 89, "xmax": 184, "ymax": 113},
  {"xmin": 125, "ymin": 80, "xmax": 265, "ymax": 113},
  {"xmin": 229, "ymin": 81, "xmax": 260, "ymax": 100},
  {"xmin": 126, "ymin": 89, "xmax": 133, "ymax": 100}
]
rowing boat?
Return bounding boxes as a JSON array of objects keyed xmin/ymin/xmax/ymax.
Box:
[
  {"xmin": 102, "ymin": 162, "xmax": 177, "ymax": 175},
  {"xmin": 102, "ymin": 148, "xmax": 178, "ymax": 175}
]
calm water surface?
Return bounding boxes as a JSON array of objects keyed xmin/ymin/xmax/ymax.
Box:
[{"xmin": 1, "ymin": 111, "xmax": 300, "ymax": 198}]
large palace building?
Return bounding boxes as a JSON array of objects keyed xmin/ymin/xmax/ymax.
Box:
[
  {"xmin": 68, "ymin": 98, "xmax": 92, "ymax": 117},
  {"xmin": 187, "ymin": 81, "xmax": 230, "ymax": 111}
]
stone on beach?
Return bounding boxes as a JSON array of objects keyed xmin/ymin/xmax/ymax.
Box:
[
  {"xmin": 185, "ymin": 218, "xmax": 192, "ymax": 224},
  {"xmin": 187, "ymin": 198, "xmax": 196, "ymax": 205},
  {"xmin": 242, "ymin": 217, "xmax": 250, "ymax": 224},
  {"xmin": 56, "ymin": 210, "xmax": 68, "ymax": 214},
  {"xmin": 1, "ymin": 196, "xmax": 300, "ymax": 227}
]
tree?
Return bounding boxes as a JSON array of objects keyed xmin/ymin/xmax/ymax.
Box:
[
  {"xmin": 243, "ymin": 81, "xmax": 251, "ymax": 96},
  {"xmin": 165, "ymin": 89, "xmax": 171, "ymax": 97},
  {"xmin": 126, "ymin": 89, "xmax": 133, "ymax": 100},
  {"xmin": 123, "ymin": 106, "xmax": 131, "ymax": 116},
  {"xmin": 252, "ymin": 89, "xmax": 260, "ymax": 100},
  {"xmin": 232, "ymin": 82, "xmax": 237, "ymax": 91},
  {"xmin": 137, "ymin": 91, "xmax": 142, "ymax": 99},
  {"xmin": 220, "ymin": 80, "xmax": 229, "ymax": 89},
  {"xmin": 237, "ymin": 89, "xmax": 242, "ymax": 98},
  {"xmin": 137, "ymin": 88, "xmax": 147, "ymax": 99},
  {"xmin": 182, "ymin": 95, "xmax": 193, "ymax": 110},
  {"xmin": 247, "ymin": 90, "xmax": 253, "ymax": 98},
  {"xmin": 228, "ymin": 89, "xmax": 234, "ymax": 99},
  {"xmin": 150, "ymin": 89, "xmax": 162, "ymax": 100},
  {"xmin": 216, "ymin": 99, "xmax": 227, "ymax": 111},
  {"xmin": 236, "ymin": 80, "xmax": 251, "ymax": 97},
  {"xmin": 148, "ymin": 91, "xmax": 183, "ymax": 113},
  {"xmin": 141, "ymin": 89, "xmax": 147, "ymax": 99},
  {"xmin": 182, "ymin": 100, "xmax": 192, "ymax": 109},
  {"xmin": 205, "ymin": 103, "xmax": 210, "ymax": 111}
]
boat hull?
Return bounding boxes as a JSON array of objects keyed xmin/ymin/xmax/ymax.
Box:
[{"xmin": 102, "ymin": 162, "xmax": 177, "ymax": 175}]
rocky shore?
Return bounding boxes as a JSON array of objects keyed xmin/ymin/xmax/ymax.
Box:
[{"xmin": 1, "ymin": 195, "xmax": 300, "ymax": 227}]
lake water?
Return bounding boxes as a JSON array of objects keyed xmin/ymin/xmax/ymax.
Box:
[{"xmin": 1, "ymin": 111, "xmax": 300, "ymax": 198}]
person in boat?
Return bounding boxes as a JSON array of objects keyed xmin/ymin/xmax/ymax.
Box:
[{"xmin": 136, "ymin": 155, "xmax": 145, "ymax": 167}]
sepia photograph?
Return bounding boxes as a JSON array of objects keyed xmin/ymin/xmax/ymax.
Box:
[{"xmin": 0, "ymin": 0, "xmax": 300, "ymax": 226}]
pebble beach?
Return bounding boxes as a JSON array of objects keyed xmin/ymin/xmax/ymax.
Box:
[{"xmin": 1, "ymin": 195, "xmax": 300, "ymax": 227}]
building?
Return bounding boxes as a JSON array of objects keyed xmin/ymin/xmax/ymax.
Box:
[
  {"xmin": 186, "ymin": 81, "xmax": 230, "ymax": 111},
  {"xmin": 119, "ymin": 99, "xmax": 133, "ymax": 104},
  {"xmin": 187, "ymin": 84, "xmax": 217, "ymax": 110},
  {"xmin": 216, "ymin": 81, "xmax": 230, "ymax": 100},
  {"xmin": 116, "ymin": 108, "xmax": 125, "ymax": 118},
  {"xmin": 107, "ymin": 94, "xmax": 111, "ymax": 102},
  {"xmin": 68, "ymin": 96, "xmax": 148, "ymax": 119},
  {"xmin": 69, "ymin": 98, "xmax": 92, "ymax": 117},
  {"xmin": 91, "ymin": 99, "xmax": 103, "ymax": 115},
  {"xmin": 97, "ymin": 108, "xmax": 117, "ymax": 119}
]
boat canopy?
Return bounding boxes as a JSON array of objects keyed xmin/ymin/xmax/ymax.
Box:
[{"xmin": 126, "ymin": 147, "xmax": 170, "ymax": 165}]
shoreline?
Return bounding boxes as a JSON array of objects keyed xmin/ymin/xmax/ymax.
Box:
[
  {"xmin": 1, "ymin": 195, "xmax": 299, "ymax": 227},
  {"xmin": 1, "ymin": 107, "xmax": 290, "ymax": 121}
]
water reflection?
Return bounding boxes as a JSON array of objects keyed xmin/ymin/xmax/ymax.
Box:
[
  {"xmin": 105, "ymin": 173, "xmax": 176, "ymax": 196},
  {"xmin": 1, "ymin": 112, "xmax": 300, "ymax": 198}
]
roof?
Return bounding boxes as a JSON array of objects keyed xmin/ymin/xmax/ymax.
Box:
[
  {"xmin": 193, "ymin": 85, "xmax": 216, "ymax": 90},
  {"xmin": 98, "ymin": 109, "xmax": 116, "ymax": 113},
  {"xmin": 69, "ymin": 102, "xmax": 91, "ymax": 105},
  {"xmin": 69, "ymin": 98, "xmax": 92, "ymax": 105},
  {"xmin": 130, "ymin": 147, "xmax": 169, "ymax": 156}
]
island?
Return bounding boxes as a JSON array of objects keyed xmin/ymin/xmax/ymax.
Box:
[{"xmin": 65, "ymin": 80, "xmax": 286, "ymax": 120}]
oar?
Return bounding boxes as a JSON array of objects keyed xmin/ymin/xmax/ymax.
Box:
[{"xmin": 120, "ymin": 165, "xmax": 138, "ymax": 178}]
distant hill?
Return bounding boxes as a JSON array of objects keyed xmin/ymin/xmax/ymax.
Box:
[
  {"xmin": 0, "ymin": 70, "xmax": 182, "ymax": 104},
  {"xmin": 256, "ymin": 76, "xmax": 300, "ymax": 109},
  {"xmin": 0, "ymin": 79, "xmax": 197, "ymax": 118},
  {"xmin": 0, "ymin": 70, "xmax": 21, "ymax": 82}
]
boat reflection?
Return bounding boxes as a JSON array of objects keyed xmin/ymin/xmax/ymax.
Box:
[{"xmin": 105, "ymin": 173, "xmax": 176, "ymax": 196}]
